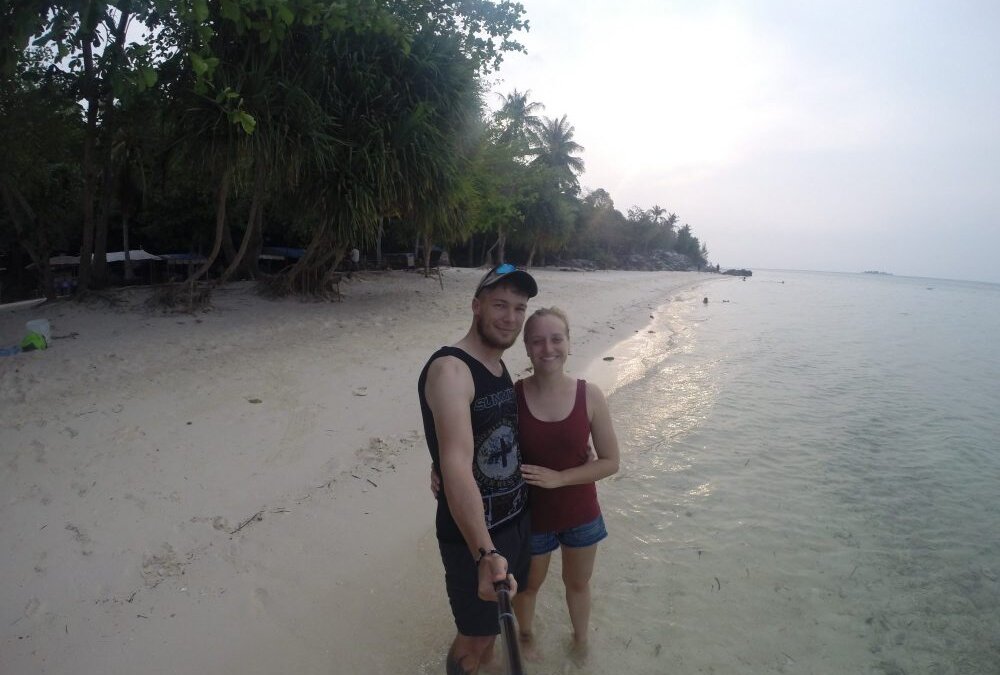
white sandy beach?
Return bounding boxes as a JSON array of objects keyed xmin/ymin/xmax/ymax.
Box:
[{"xmin": 0, "ymin": 268, "xmax": 715, "ymax": 674}]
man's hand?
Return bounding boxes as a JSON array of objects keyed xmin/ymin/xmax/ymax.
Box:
[{"xmin": 477, "ymin": 552, "xmax": 517, "ymax": 602}]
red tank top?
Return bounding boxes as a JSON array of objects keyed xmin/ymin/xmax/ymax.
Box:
[{"xmin": 516, "ymin": 379, "xmax": 601, "ymax": 533}]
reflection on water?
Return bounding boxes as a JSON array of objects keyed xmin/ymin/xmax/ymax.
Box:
[{"xmin": 519, "ymin": 272, "xmax": 1000, "ymax": 675}]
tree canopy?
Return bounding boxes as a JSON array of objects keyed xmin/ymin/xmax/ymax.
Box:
[{"xmin": 0, "ymin": 0, "xmax": 712, "ymax": 302}]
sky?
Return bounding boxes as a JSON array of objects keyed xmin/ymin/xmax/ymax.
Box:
[{"xmin": 487, "ymin": 0, "xmax": 1000, "ymax": 282}]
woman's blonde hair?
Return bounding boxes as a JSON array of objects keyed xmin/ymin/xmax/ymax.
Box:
[{"xmin": 523, "ymin": 306, "xmax": 570, "ymax": 341}]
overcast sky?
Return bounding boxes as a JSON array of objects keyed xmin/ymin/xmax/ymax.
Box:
[{"xmin": 487, "ymin": 0, "xmax": 1000, "ymax": 283}]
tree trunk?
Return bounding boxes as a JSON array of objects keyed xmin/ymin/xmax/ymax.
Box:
[
  {"xmin": 1, "ymin": 178, "xmax": 55, "ymax": 300},
  {"xmin": 526, "ymin": 238, "xmax": 537, "ymax": 268},
  {"xmin": 77, "ymin": 13, "xmax": 98, "ymax": 291},
  {"xmin": 244, "ymin": 206, "xmax": 264, "ymax": 278},
  {"xmin": 221, "ymin": 219, "xmax": 237, "ymax": 264},
  {"xmin": 187, "ymin": 167, "xmax": 232, "ymax": 284},
  {"xmin": 422, "ymin": 231, "xmax": 432, "ymax": 275},
  {"xmin": 375, "ymin": 218, "xmax": 384, "ymax": 268},
  {"xmin": 122, "ymin": 212, "xmax": 133, "ymax": 281},
  {"xmin": 93, "ymin": 161, "xmax": 114, "ymax": 286},
  {"xmin": 220, "ymin": 162, "xmax": 266, "ymax": 283},
  {"xmin": 92, "ymin": 7, "xmax": 131, "ymax": 288},
  {"xmin": 283, "ymin": 223, "xmax": 343, "ymax": 298}
]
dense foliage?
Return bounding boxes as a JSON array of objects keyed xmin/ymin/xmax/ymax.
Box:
[{"xmin": 0, "ymin": 1, "xmax": 709, "ymax": 301}]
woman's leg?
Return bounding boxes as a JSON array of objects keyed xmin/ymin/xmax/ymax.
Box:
[
  {"xmin": 512, "ymin": 553, "xmax": 551, "ymax": 659},
  {"xmin": 560, "ymin": 543, "xmax": 598, "ymax": 646}
]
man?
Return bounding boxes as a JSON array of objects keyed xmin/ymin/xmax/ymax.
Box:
[{"xmin": 418, "ymin": 264, "xmax": 538, "ymax": 674}]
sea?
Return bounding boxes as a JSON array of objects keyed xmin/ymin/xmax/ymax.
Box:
[{"xmin": 524, "ymin": 270, "xmax": 1000, "ymax": 675}]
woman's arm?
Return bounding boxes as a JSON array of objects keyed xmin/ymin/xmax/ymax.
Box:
[{"xmin": 521, "ymin": 382, "xmax": 620, "ymax": 489}]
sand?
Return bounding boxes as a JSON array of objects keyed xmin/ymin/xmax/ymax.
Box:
[{"xmin": 0, "ymin": 267, "xmax": 715, "ymax": 674}]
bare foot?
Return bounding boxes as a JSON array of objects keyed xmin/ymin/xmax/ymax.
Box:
[
  {"xmin": 519, "ymin": 631, "xmax": 544, "ymax": 663},
  {"xmin": 479, "ymin": 657, "xmax": 504, "ymax": 675},
  {"xmin": 568, "ymin": 634, "xmax": 590, "ymax": 667},
  {"xmin": 479, "ymin": 643, "xmax": 503, "ymax": 675}
]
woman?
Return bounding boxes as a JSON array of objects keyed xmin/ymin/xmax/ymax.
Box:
[{"xmin": 514, "ymin": 307, "xmax": 620, "ymax": 659}]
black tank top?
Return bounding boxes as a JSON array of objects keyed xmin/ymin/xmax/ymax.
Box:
[{"xmin": 418, "ymin": 346, "xmax": 528, "ymax": 543}]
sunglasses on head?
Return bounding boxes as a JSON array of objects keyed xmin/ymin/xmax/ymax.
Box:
[{"xmin": 475, "ymin": 263, "xmax": 520, "ymax": 296}]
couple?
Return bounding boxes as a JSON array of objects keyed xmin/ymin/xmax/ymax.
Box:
[{"xmin": 418, "ymin": 264, "xmax": 620, "ymax": 674}]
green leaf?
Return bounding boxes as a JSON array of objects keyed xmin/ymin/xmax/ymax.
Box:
[
  {"xmin": 237, "ymin": 111, "xmax": 256, "ymax": 134},
  {"xmin": 142, "ymin": 67, "xmax": 158, "ymax": 88},
  {"xmin": 190, "ymin": 52, "xmax": 208, "ymax": 76},
  {"xmin": 220, "ymin": 0, "xmax": 242, "ymax": 23},
  {"xmin": 193, "ymin": 0, "xmax": 209, "ymax": 23},
  {"xmin": 277, "ymin": 5, "xmax": 294, "ymax": 26}
]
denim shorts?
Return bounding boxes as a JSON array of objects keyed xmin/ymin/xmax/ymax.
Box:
[{"xmin": 531, "ymin": 514, "xmax": 608, "ymax": 555}]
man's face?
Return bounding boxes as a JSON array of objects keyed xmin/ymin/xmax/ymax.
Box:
[{"xmin": 473, "ymin": 284, "xmax": 530, "ymax": 350}]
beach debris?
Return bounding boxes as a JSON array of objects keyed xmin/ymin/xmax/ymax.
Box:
[
  {"xmin": 603, "ymin": 356, "xmax": 615, "ymax": 361},
  {"xmin": 231, "ymin": 510, "xmax": 264, "ymax": 534},
  {"xmin": 703, "ymin": 297, "xmax": 709, "ymax": 304},
  {"xmin": 654, "ymin": 643, "xmax": 662, "ymax": 657},
  {"xmin": 247, "ymin": 398, "xmax": 262, "ymax": 404},
  {"xmin": 141, "ymin": 544, "xmax": 186, "ymax": 588},
  {"xmin": 366, "ymin": 478, "xmax": 378, "ymax": 487},
  {"xmin": 353, "ymin": 387, "xmax": 368, "ymax": 396},
  {"xmin": 714, "ymin": 576, "xmax": 721, "ymax": 591}
]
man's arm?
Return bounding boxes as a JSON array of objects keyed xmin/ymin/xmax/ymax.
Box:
[{"xmin": 424, "ymin": 356, "xmax": 514, "ymax": 600}]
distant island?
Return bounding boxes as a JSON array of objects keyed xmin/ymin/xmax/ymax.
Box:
[{"xmin": 863, "ymin": 270, "xmax": 893, "ymax": 276}]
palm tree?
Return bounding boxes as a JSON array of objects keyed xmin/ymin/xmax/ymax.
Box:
[
  {"xmin": 532, "ymin": 114, "xmax": 585, "ymax": 193},
  {"xmin": 496, "ymin": 89, "xmax": 544, "ymax": 151}
]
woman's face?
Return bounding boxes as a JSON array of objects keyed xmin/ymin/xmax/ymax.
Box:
[{"xmin": 524, "ymin": 314, "xmax": 570, "ymax": 374}]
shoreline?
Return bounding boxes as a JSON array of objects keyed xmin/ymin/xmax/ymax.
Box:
[{"xmin": 0, "ymin": 268, "xmax": 720, "ymax": 674}]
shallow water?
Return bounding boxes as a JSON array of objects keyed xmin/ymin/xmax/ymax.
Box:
[{"xmin": 521, "ymin": 271, "xmax": 1000, "ymax": 675}]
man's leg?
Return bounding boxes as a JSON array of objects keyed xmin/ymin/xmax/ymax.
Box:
[{"xmin": 447, "ymin": 634, "xmax": 496, "ymax": 675}]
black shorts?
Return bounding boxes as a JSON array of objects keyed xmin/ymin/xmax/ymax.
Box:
[{"xmin": 437, "ymin": 511, "xmax": 531, "ymax": 636}]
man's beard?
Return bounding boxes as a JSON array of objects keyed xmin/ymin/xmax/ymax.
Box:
[{"xmin": 476, "ymin": 315, "xmax": 519, "ymax": 350}]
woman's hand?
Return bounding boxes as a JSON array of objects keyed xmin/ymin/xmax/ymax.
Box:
[
  {"xmin": 430, "ymin": 467, "xmax": 441, "ymax": 497},
  {"xmin": 520, "ymin": 463, "xmax": 565, "ymax": 489}
]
